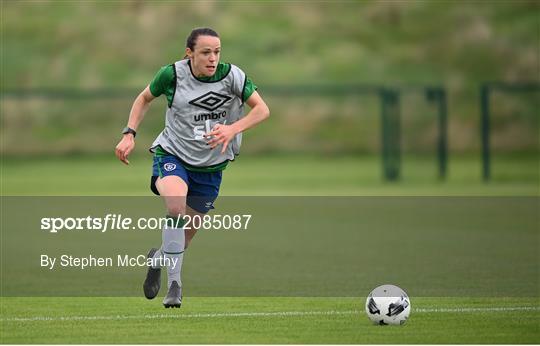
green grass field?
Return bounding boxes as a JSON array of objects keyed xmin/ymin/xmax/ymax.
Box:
[
  {"xmin": 3, "ymin": 1, "xmax": 539, "ymax": 343},
  {"xmin": 1, "ymin": 297, "xmax": 539, "ymax": 343},
  {"xmin": 1, "ymin": 154, "xmax": 539, "ymax": 344},
  {"xmin": 1, "ymin": 153, "xmax": 538, "ymax": 196}
]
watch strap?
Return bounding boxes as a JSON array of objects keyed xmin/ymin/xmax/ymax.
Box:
[{"xmin": 122, "ymin": 127, "xmax": 137, "ymax": 137}]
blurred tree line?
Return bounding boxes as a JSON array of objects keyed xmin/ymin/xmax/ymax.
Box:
[{"xmin": 1, "ymin": 1, "xmax": 538, "ymax": 155}]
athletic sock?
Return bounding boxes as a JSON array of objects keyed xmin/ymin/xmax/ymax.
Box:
[{"xmin": 162, "ymin": 215, "xmax": 186, "ymax": 289}]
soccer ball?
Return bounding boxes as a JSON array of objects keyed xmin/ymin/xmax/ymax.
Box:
[{"xmin": 365, "ymin": 284, "xmax": 411, "ymax": 325}]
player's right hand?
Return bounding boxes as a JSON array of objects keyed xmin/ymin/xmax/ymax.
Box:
[{"xmin": 115, "ymin": 135, "xmax": 135, "ymax": 165}]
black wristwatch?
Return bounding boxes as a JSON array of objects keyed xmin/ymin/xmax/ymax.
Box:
[{"xmin": 122, "ymin": 126, "xmax": 137, "ymax": 137}]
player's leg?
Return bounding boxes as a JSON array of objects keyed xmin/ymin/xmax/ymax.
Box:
[
  {"xmin": 155, "ymin": 175, "xmax": 188, "ymax": 308},
  {"xmin": 144, "ymin": 154, "xmax": 189, "ymax": 308},
  {"xmin": 151, "ymin": 196, "xmax": 202, "ymax": 308},
  {"xmin": 184, "ymin": 205, "xmax": 204, "ymax": 249},
  {"xmin": 182, "ymin": 169, "xmax": 223, "ymax": 248}
]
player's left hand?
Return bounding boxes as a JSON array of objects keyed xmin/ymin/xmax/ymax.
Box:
[{"xmin": 205, "ymin": 123, "xmax": 238, "ymax": 154}]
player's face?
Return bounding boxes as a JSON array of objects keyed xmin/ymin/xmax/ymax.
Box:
[{"xmin": 187, "ymin": 35, "xmax": 221, "ymax": 77}]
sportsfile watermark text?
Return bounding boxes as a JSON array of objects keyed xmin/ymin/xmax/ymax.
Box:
[{"xmin": 40, "ymin": 214, "xmax": 252, "ymax": 233}]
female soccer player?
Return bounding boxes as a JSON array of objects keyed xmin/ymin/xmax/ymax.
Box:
[{"xmin": 115, "ymin": 28, "xmax": 270, "ymax": 308}]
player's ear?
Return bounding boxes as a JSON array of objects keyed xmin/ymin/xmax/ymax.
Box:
[{"xmin": 185, "ymin": 48, "xmax": 192, "ymax": 59}]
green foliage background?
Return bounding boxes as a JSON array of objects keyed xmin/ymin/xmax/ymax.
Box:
[
  {"xmin": 1, "ymin": 1, "xmax": 539, "ymax": 156},
  {"xmin": 4, "ymin": 1, "xmax": 538, "ymax": 88}
]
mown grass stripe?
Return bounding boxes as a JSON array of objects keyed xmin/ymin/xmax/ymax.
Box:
[{"xmin": 2, "ymin": 306, "xmax": 539, "ymax": 323}]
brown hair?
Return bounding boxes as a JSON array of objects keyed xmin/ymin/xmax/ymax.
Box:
[{"xmin": 186, "ymin": 27, "xmax": 219, "ymax": 51}]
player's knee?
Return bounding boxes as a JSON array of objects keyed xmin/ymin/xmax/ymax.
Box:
[{"xmin": 166, "ymin": 205, "xmax": 185, "ymax": 218}]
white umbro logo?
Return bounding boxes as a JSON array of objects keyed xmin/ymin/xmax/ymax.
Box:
[
  {"xmin": 163, "ymin": 163, "xmax": 176, "ymax": 172},
  {"xmin": 189, "ymin": 91, "xmax": 232, "ymax": 112}
]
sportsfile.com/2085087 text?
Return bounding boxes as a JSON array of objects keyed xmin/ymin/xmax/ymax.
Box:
[{"xmin": 39, "ymin": 214, "xmax": 252, "ymax": 233}]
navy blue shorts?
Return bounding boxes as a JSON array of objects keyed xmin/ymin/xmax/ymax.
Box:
[{"xmin": 151, "ymin": 154, "xmax": 223, "ymax": 214}]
